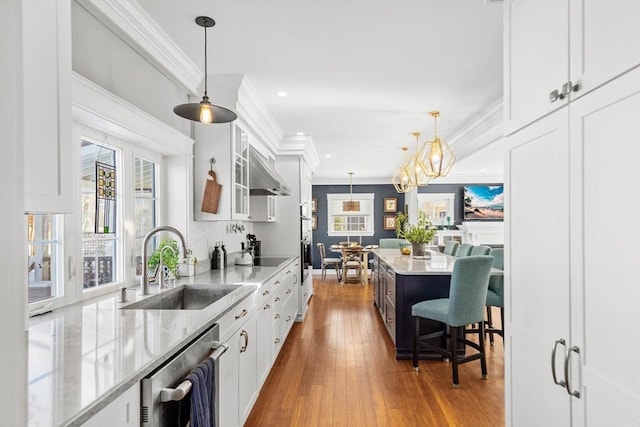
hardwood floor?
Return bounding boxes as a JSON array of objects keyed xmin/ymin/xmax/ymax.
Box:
[{"xmin": 245, "ymin": 275, "xmax": 505, "ymax": 427}]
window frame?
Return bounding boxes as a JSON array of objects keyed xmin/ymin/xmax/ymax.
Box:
[{"xmin": 326, "ymin": 193, "xmax": 375, "ymax": 237}]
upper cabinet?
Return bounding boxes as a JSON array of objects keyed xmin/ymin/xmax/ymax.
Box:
[
  {"xmin": 22, "ymin": 0, "xmax": 73, "ymax": 213},
  {"xmin": 504, "ymin": 0, "xmax": 640, "ymax": 135}
]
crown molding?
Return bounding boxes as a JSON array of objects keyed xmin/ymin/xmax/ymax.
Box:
[
  {"xmin": 79, "ymin": 0, "xmax": 202, "ymax": 95},
  {"xmin": 279, "ymin": 135, "xmax": 320, "ymax": 173},
  {"xmin": 72, "ymin": 72, "xmax": 194, "ymax": 156}
]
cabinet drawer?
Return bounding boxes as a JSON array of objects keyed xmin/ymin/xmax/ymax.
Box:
[
  {"xmin": 258, "ymin": 272, "xmax": 282, "ymax": 305},
  {"xmin": 384, "ymin": 296, "xmax": 396, "ymax": 342},
  {"xmin": 218, "ymin": 292, "xmax": 257, "ymax": 340}
]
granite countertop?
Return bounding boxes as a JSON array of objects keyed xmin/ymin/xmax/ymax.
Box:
[{"xmin": 27, "ymin": 259, "xmax": 294, "ymax": 427}]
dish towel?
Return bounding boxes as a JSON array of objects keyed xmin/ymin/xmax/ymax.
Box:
[{"xmin": 186, "ymin": 357, "xmax": 215, "ymax": 427}]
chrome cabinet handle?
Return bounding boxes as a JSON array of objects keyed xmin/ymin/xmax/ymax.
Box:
[
  {"xmin": 262, "ymin": 290, "xmax": 270, "ymax": 296},
  {"xmin": 551, "ymin": 338, "xmax": 567, "ymax": 388},
  {"xmin": 274, "ymin": 314, "xmax": 280, "ymax": 319},
  {"xmin": 235, "ymin": 309, "xmax": 248, "ymax": 320},
  {"xmin": 562, "ymin": 81, "xmax": 580, "ymax": 97},
  {"xmin": 286, "ymin": 315, "xmax": 292, "ymax": 321},
  {"xmin": 275, "ymin": 297, "xmax": 281, "ymax": 302},
  {"xmin": 549, "ymin": 89, "xmax": 565, "ymax": 103},
  {"xmin": 564, "ymin": 346, "xmax": 581, "ymax": 398},
  {"xmin": 240, "ymin": 330, "xmax": 248, "ymax": 353},
  {"xmin": 286, "ymin": 288, "xmax": 292, "ymax": 295},
  {"xmin": 274, "ymin": 338, "xmax": 281, "ymax": 344},
  {"xmin": 263, "ymin": 304, "xmax": 270, "ymax": 310}
]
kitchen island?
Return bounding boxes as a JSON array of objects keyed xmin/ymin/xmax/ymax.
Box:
[
  {"xmin": 27, "ymin": 257, "xmax": 296, "ymax": 427},
  {"xmin": 372, "ymin": 248, "xmax": 496, "ymax": 359}
]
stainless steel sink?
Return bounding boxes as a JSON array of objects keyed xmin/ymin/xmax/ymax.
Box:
[{"xmin": 121, "ymin": 284, "xmax": 242, "ymax": 310}]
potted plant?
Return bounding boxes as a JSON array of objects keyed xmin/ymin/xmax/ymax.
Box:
[
  {"xmin": 148, "ymin": 238, "xmax": 181, "ymax": 280},
  {"xmin": 396, "ymin": 210, "xmax": 438, "ymax": 258}
]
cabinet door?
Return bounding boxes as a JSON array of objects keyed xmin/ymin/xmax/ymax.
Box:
[
  {"xmin": 218, "ymin": 329, "xmax": 240, "ymax": 427},
  {"xmin": 83, "ymin": 382, "xmax": 140, "ymax": 426},
  {"xmin": 233, "ymin": 126, "xmax": 250, "ymax": 220},
  {"xmin": 504, "ymin": 0, "xmax": 569, "ymax": 135},
  {"xmin": 570, "ymin": 0, "xmax": 640, "ymax": 101},
  {"xmin": 22, "ymin": 0, "xmax": 73, "ymax": 213},
  {"xmin": 256, "ymin": 299, "xmax": 273, "ymax": 385},
  {"xmin": 570, "ymin": 67, "xmax": 640, "ymax": 426},
  {"xmin": 238, "ymin": 311, "xmax": 258, "ymax": 424},
  {"xmin": 505, "ymin": 110, "xmax": 572, "ymax": 426}
]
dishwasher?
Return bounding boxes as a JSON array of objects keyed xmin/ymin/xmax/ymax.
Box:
[{"xmin": 141, "ymin": 324, "xmax": 228, "ymax": 426}]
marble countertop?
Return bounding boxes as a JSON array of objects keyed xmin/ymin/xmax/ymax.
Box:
[
  {"xmin": 27, "ymin": 259, "xmax": 293, "ymax": 427},
  {"xmin": 372, "ymin": 248, "xmax": 459, "ymax": 275}
]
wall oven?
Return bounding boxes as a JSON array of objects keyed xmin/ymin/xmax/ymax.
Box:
[
  {"xmin": 300, "ymin": 204, "xmax": 313, "ymax": 283},
  {"xmin": 141, "ymin": 324, "xmax": 228, "ymax": 426}
]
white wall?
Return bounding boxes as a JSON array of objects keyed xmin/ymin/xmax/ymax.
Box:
[{"xmin": 0, "ymin": 0, "xmax": 27, "ymax": 423}]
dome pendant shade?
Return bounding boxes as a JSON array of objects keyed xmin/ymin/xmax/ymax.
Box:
[
  {"xmin": 173, "ymin": 16, "xmax": 237, "ymax": 124},
  {"xmin": 343, "ymin": 172, "xmax": 360, "ymax": 212}
]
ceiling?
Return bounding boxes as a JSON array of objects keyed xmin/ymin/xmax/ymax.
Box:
[{"xmin": 136, "ymin": 0, "xmax": 504, "ymax": 183}]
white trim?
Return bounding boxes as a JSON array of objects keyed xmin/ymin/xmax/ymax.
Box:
[
  {"xmin": 72, "ymin": 72, "xmax": 194, "ymax": 156},
  {"xmin": 326, "ymin": 193, "xmax": 376, "ymax": 236},
  {"xmin": 78, "ymin": 0, "xmax": 202, "ymax": 95}
]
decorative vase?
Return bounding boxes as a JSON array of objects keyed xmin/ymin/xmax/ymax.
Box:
[{"xmin": 411, "ymin": 243, "xmax": 430, "ymax": 259}]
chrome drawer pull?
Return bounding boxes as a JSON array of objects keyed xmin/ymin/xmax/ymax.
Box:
[
  {"xmin": 235, "ymin": 309, "xmax": 248, "ymax": 319},
  {"xmin": 551, "ymin": 338, "xmax": 567, "ymax": 388},
  {"xmin": 564, "ymin": 346, "xmax": 581, "ymax": 398},
  {"xmin": 262, "ymin": 290, "xmax": 270, "ymax": 296}
]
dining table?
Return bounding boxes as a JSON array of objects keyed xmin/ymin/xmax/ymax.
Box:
[{"xmin": 330, "ymin": 244, "xmax": 379, "ymax": 285}]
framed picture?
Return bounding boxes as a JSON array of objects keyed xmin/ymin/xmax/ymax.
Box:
[
  {"xmin": 311, "ymin": 197, "xmax": 317, "ymax": 213},
  {"xmin": 384, "ymin": 197, "xmax": 397, "ymax": 213},
  {"xmin": 312, "ymin": 214, "xmax": 317, "ymax": 230},
  {"xmin": 383, "ymin": 215, "xmax": 396, "ymax": 231}
]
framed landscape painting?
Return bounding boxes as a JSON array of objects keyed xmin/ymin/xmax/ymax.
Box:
[{"xmin": 463, "ymin": 185, "xmax": 504, "ymax": 220}]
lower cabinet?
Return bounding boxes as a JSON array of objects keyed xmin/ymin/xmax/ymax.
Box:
[{"xmin": 83, "ymin": 382, "xmax": 140, "ymax": 426}]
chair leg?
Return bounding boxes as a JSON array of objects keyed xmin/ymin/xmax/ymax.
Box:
[
  {"xmin": 479, "ymin": 321, "xmax": 488, "ymax": 379},
  {"xmin": 413, "ymin": 316, "xmax": 420, "ymax": 371},
  {"xmin": 450, "ymin": 326, "xmax": 460, "ymax": 387},
  {"xmin": 486, "ymin": 306, "xmax": 495, "ymax": 346},
  {"xmin": 334, "ymin": 264, "xmax": 341, "ymax": 281}
]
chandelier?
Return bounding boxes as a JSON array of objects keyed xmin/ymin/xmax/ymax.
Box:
[
  {"xmin": 422, "ymin": 111, "xmax": 455, "ymax": 178},
  {"xmin": 392, "ymin": 146, "xmax": 415, "ymax": 193},
  {"xmin": 406, "ymin": 131, "xmax": 431, "ymax": 187},
  {"xmin": 343, "ymin": 172, "xmax": 360, "ymax": 211}
]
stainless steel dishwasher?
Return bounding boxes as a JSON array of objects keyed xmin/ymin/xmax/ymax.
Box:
[{"xmin": 141, "ymin": 324, "xmax": 228, "ymax": 426}]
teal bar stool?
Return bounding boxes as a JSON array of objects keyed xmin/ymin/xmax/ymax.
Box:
[
  {"xmin": 443, "ymin": 240, "xmax": 460, "ymax": 256},
  {"xmin": 471, "ymin": 245, "xmax": 492, "ymax": 255},
  {"xmin": 485, "ymin": 248, "xmax": 504, "ymax": 345},
  {"xmin": 411, "ymin": 255, "xmax": 494, "ymax": 387},
  {"xmin": 456, "ymin": 243, "xmax": 473, "ymax": 257},
  {"xmin": 378, "ymin": 238, "xmax": 408, "ymax": 249}
]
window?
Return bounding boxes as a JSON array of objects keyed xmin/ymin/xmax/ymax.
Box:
[
  {"xmin": 81, "ymin": 141, "xmax": 118, "ymax": 289},
  {"xmin": 134, "ymin": 157, "xmax": 158, "ymax": 276},
  {"xmin": 27, "ymin": 214, "xmax": 61, "ymax": 303},
  {"xmin": 417, "ymin": 193, "xmax": 456, "ymax": 226},
  {"xmin": 326, "ymin": 193, "xmax": 375, "ymax": 236}
]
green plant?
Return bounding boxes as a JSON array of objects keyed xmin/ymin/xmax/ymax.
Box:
[
  {"xmin": 147, "ymin": 238, "xmax": 180, "ymax": 275},
  {"xmin": 397, "ymin": 210, "xmax": 438, "ymax": 244},
  {"xmin": 395, "ymin": 211, "xmax": 408, "ymax": 238}
]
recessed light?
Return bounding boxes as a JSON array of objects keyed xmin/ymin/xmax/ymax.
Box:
[
  {"xmin": 276, "ymin": 91, "xmax": 288, "ymax": 97},
  {"xmin": 296, "ymin": 132, "xmax": 305, "ymax": 136},
  {"xmin": 325, "ymin": 154, "xmax": 332, "ymax": 158},
  {"xmin": 480, "ymin": 168, "xmax": 486, "ymax": 172}
]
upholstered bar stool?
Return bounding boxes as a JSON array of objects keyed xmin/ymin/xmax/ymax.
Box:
[
  {"xmin": 485, "ymin": 248, "xmax": 504, "ymax": 345},
  {"xmin": 443, "ymin": 240, "xmax": 460, "ymax": 256},
  {"xmin": 411, "ymin": 255, "xmax": 494, "ymax": 387},
  {"xmin": 317, "ymin": 243, "xmax": 341, "ymax": 281},
  {"xmin": 471, "ymin": 245, "xmax": 492, "ymax": 256},
  {"xmin": 378, "ymin": 238, "xmax": 408, "ymax": 249},
  {"xmin": 456, "ymin": 243, "xmax": 473, "ymax": 257}
]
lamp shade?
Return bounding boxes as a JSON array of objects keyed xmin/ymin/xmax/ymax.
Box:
[{"xmin": 422, "ymin": 112, "xmax": 455, "ymax": 177}]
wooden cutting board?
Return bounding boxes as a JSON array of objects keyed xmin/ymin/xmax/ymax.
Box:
[{"xmin": 201, "ymin": 170, "xmax": 222, "ymax": 214}]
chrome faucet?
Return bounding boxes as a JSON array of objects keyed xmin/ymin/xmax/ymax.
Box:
[{"xmin": 141, "ymin": 226, "xmax": 188, "ymax": 296}]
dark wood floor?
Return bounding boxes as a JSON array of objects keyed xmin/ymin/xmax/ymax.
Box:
[{"xmin": 245, "ymin": 275, "xmax": 505, "ymax": 427}]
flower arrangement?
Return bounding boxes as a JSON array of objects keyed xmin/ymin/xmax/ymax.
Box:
[{"xmin": 396, "ymin": 210, "xmax": 438, "ymax": 244}]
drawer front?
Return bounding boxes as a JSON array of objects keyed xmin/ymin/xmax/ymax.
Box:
[
  {"xmin": 258, "ymin": 272, "xmax": 282, "ymax": 306},
  {"xmin": 385, "ymin": 277, "xmax": 396, "ymax": 304},
  {"xmin": 218, "ymin": 291, "xmax": 258, "ymax": 340},
  {"xmin": 384, "ymin": 296, "xmax": 396, "ymax": 342}
]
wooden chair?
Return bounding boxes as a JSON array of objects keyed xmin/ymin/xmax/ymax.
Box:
[{"xmin": 317, "ymin": 243, "xmax": 341, "ymax": 281}]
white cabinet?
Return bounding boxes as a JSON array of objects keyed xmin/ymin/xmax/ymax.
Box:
[
  {"xmin": 238, "ymin": 310, "xmax": 258, "ymax": 425},
  {"xmin": 83, "ymin": 382, "xmax": 140, "ymax": 426},
  {"xmin": 504, "ymin": 0, "xmax": 640, "ymax": 135},
  {"xmin": 505, "ymin": 7, "xmax": 640, "ymax": 424},
  {"xmin": 250, "ymin": 195, "xmax": 276, "ymax": 222},
  {"xmin": 256, "ymin": 271, "xmax": 282, "ymax": 386},
  {"xmin": 22, "ymin": 0, "xmax": 73, "ymax": 213},
  {"xmin": 193, "ymin": 123, "xmax": 251, "ymax": 221}
]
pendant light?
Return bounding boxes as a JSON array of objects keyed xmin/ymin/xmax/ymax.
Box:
[
  {"xmin": 392, "ymin": 146, "xmax": 415, "ymax": 193},
  {"xmin": 173, "ymin": 16, "xmax": 237, "ymax": 124},
  {"xmin": 422, "ymin": 111, "xmax": 455, "ymax": 177},
  {"xmin": 343, "ymin": 172, "xmax": 360, "ymax": 212},
  {"xmin": 406, "ymin": 131, "xmax": 431, "ymax": 187}
]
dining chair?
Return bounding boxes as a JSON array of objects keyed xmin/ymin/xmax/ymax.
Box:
[
  {"xmin": 471, "ymin": 245, "xmax": 492, "ymax": 256},
  {"xmin": 485, "ymin": 248, "xmax": 504, "ymax": 345},
  {"xmin": 317, "ymin": 243, "xmax": 342, "ymax": 281},
  {"xmin": 411, "ymin": 255, "xmax": 494, "ymax": 387},
  {"xmin": 379, "ymin": 238, "xmax": 408, "ymax": 249},
  {"xmin": 443, "ymin": 240, "xmax": 460, "ymax": 256},
  {"xmin": 456, "ymin": 243, "xmax": 473, "ymax": 257}
]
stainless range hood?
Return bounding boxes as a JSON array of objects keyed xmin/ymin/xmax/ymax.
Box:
[{"xmin": 249, "ymin": 147, "xmax": 291, "ymax": 196}]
